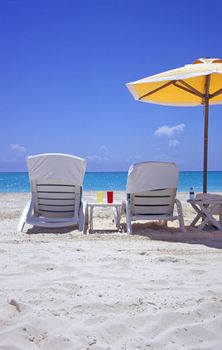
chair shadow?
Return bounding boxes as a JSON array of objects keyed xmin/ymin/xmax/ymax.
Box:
[
  {"xmin": 26, "ymin": 225, "xmax": 79, "ymax": 235},
  {"xmin": 122, "ymin": 222, "xmax": 222, "ymax": 250},
  {"xmin": 24, "ymin": 222, "xmax": 222, "ymax": 250},
  {"xmin": 88, "ymin": 229, "xmax": 122, "ymax": 235}
]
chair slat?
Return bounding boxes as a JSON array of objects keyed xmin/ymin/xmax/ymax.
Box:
[
  {"xmin": 38, "ymin": 199, "xmax": 75, "ymax": 206},
  {"xmin": 37, "ymin": 179, "xmax": 76, "ymax": 186},
  {"xmin": 37, "ymin": 192, "xmax": 75, "ymax": 199},
  {"xmin": 133, "ymin": 206, "xmax": 171, "ymax": 215},
  {"xmin": 37, "ymin": 185, "xmax": 75, "ymax": 193},
  {"xmin": 134, "ymin": 197, "xmax": 172, "ymax": 205},
  {"xmin": 38, "ymin": 210, "xmax": 75, "ymax": 219},
  {"xmin": 39, "ymin": 205, "xmax": 75, "ymax": 212}
]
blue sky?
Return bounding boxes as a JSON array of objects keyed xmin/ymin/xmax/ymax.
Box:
[{"xmin": 1, "ymin": 0, "xmax": 222, "ymax": 172}]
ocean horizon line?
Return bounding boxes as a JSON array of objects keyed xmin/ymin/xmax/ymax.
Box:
[
  {"xmin": 1, "ymin": 171, "xmax": 222, "ymax": 193},
  {"xmin": 1, "ymin": 170, "xmax": 222, "ymax": 174}
]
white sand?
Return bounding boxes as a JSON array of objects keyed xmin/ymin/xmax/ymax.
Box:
[{"xmin": 1, "ymin": 192, "xmax": 222, "ymax": 349}]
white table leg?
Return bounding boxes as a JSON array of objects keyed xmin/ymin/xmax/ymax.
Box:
[
  {"xmin": 199, "ymin": 204, "xmax": 222, "ymax": 231},
  {"xmin": 115, "ymin": 205, "xmax": 120, "ymax": 230},
  {"xmin": 189, "ymin": 203, "xmax": 205, "ymax": 227},
  {"xmin": 90, "ymin": 206, "xmax": 93, "ymax": 231}
]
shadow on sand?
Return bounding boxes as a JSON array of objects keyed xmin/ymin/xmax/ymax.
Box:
[
  {"xmin": 26, "ymin": 225, "xmax": 78, "ymax": 235},
  {"xmin": 25, "ymin": 222, "xmax": 222, "ymax": 250},
  {"xmin": 124, "ymin": 222, "xmax": 222, "ymax": 250}
]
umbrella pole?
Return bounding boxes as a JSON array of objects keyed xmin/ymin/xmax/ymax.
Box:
[
  {"xmin": 203, "ymin": 75, "xmax": 210, "ymax": 193},
  {"xmin": 203, "ymin": 98, "xmax": 209, "ymax": 193}
]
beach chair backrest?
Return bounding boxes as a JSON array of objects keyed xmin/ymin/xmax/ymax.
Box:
[
  {"xmin": 126, "ymin": 162, "xmax": 179, "ymax": 217},
  {"xmin": 27, "ymin": 153, "xmax": 86, "ymax": 219}
]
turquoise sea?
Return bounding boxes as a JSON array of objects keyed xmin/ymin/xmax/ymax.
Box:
[{"xmin": 0, "ymin": 171, "xmax": 222, "ymax": 193}]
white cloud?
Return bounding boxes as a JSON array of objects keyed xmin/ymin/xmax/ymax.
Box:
[
  {"xmin": 153, "ymin": 153, "xmax": 170, "ymax": 162},
  {"xmin": 127, "ymin": 155, "xmax": 143, "ymax": 162},
  {"xmin": 86, "ymin": 155, "xmax": 109, "ymax": 162},
  {"xmin": 169, "ymin": 139, "xmax": 180, "ymax": 147},
  {"xmin": 86, "ymin": 145, "xmax": 110, "ymax": 163},
  {"xmin": 10, "ymin": 144, "xmax": 27, "ymax": 154},
  {"xmin": 154, "ymin": 124, "xmax": 185, "ymax": 138}
]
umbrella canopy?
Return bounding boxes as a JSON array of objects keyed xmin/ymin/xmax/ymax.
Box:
[{"xmin": 126, "ymin": 58, "xmax": 222, "ymax": 193}]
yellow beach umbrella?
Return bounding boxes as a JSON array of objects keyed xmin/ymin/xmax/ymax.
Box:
[{"xmin": 126, "ymin": 58, "xmax": 222, "ymax": 193}]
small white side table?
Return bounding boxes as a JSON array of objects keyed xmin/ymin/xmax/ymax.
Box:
[
  {"xmin": 188, "ymin": 198, "xmax": 222, "ymax": 230},
  {"xmin": 87, "ymin": 202, "xmax": 123, "ymax": 233}
]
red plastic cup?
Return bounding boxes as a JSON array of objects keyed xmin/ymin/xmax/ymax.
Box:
[{"xmin": 107, "ymin": 191, "xmax": 113, "ymax": 204}]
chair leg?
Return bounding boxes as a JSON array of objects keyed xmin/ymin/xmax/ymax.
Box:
[
  {"xmin": 79, "ymin": 201, "xmax": 88, "ymax": 234},
  {"xmin": 125, "ymin": 202, "xmax": 133, "ymax": 235},
  {"xmin": 175, "ymin": 199, "xmax": 186, "ymax": 233},
  {"xmin": 83, "ymin": 203, "xmax": 89, "ymax": 235},
  {"xmin": 17, "ymin": 219, "xmax": 25, "ymax": 233},
  {"xmin": 17, "ymin": 200, "xmax": 31, "ymax": 233},
  {"xmin": 113, "ymin": 206, "xmax": 119, "ymax": 229}
]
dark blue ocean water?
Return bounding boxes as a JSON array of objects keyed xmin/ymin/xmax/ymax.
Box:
[{"xmin": 0, "ymin": 171, "xmax": 222, "ymax": 193}]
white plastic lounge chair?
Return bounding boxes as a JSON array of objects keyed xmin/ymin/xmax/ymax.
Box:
[
  {"xmin": 17, "ymin": 153, "xmax": 88, "ymax": 233},
  {"xmin": 125, "ymin": 161, "xmax": 185, "ymax": 234}
]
